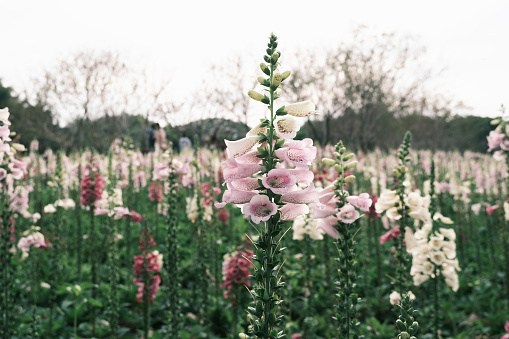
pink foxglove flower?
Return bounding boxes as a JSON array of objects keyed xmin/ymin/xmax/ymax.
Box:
[
  {"xmin": 487, "ymin": 130, "xmax": 504, "ymax": 151},
  {"xmin": 242, "ymin": 195, "xmax": 278, "ymax": 224},
  {"xmin": 262, "ymin": 168, "xmax": 297, "ymax": 194},
  {"xmin": 280, "ymin": 203, "xmax": 310, "ymax": 221},
  {"xmin": 347, "ymin": 193, "xmax": 373, "ymax": 212},
  {"xmin": 317, "ymin": 216, "xmax": 340, "ymax": 239},
  {"xmin": 215, "ymin": 185, "xmax": 258, "ymax": 208},
  {"xmin": 380, "ymin": 226, "xmax": 401, "ymax": 244},
  {"xmin": 222, "ymin": 158, "xmax": 263, "ymax": 183},
  {"xmin": 225, "ymin": 136, "xmax": 260, "ymax": 158},
  {"xmin": 281, "ymin": 183, "xmax": 319, "ymax": 204},
  {"xmin": 486, "ymin": 204, "xmax": 499, "ymax": 215},
  {"xmin": 275, "ymin": 138, "xmax": 317, "ymax": 167},
  {"xmin": 337, "ymin": 204, "xmax": 361, "ymax": 224}
]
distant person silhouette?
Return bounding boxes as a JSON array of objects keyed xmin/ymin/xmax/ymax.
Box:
[
  {"xmin": 145, "ymin": 124, "xmax": 156, "ymax": 153},
  {"xmin": 154, "ymin": 123, "xmax": 167, "ymax": 153},
  {"xmin": 179, "ymin": 133, "xmax": 192, "ymax": 153}
]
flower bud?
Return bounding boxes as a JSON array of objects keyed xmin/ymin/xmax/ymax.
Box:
[
  {"xmin": 12, "ymin": 143, "xmax": 25, "ymax": 152},
  {"xmin": 271, "ymin": 52, "xmax": 280, "ymax": 63},
  {"xmin": 272, "ymin": 73, "xmax": 282, "ymax": 87},
  {"xmin": 239, "ymin": 334, "xmax": 248, "ymax": 339},
  {"xmin": 339, "ymin": 147, "xmax": 346, "ymax": 154},
  {"xmin": 282, "ymin": 70, "xmax": 291, "ymax": 80},
  {"xmin": 334, "ymin": 164, "xmax": 342, "ymax": 173},
  {"xmin": 343, "ymin": 153, "xmax": 354, "ymax": 161},
  {"xmin": 393, "ymin": 169, "xmax": 400, "ymax": 177},
  {"xmin": 399, "ymin": 165, "xmax": 408, "ymax": 173},
  {"xmin": 322, "ymin": 158, "xmax": 335, "ymax": 166},
  {"xmin": 334, "ymin": 152, "xmax": 341, "ymax": 158},
  {"xmin": 257, "ymin": 76, "xmax": 266, "ymax": 85},
  {"xmin": 248, "ymin": 90, "xmax": 264, "ymax": 102},
  {"xmin": 344, "ymin": 161, "xmax": 358, "ymax": 169},
  {"xmin": 491, "ymin": 119, "xmax": 501, "ymax": 125},
  {"xmin": 260, "ymin": 63, "xmax": 270, "ymax": 75},
  {"xmin": 400, "ymin": 332, "xmax": 410, "ymax": 339},
  {"xmin": 344, "ymin": 175, "xmax": 356, "ymax": 183},
  {"xmin": 396, "ymin": 319, "xmax": 406, "ymax": 331}
]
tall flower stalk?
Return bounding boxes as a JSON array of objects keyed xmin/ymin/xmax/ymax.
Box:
[
  {"xmin": 215, "ymin": 33, "xmax": 319, "ymax": 338},
  {"xmin": 163, "ymin": 155, "xmax": 181, "ymax": 338},
  {"xmin": 318, "ymin": 141, "xmax": 371, "ymax": 338}
]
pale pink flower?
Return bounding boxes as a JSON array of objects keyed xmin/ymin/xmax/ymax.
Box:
[
  {"xmin": 262, "ymin": 168, "xmax": 297, "ymax": 194},
  {"xmin": 487, "ymin": 130, "xmax": 505, "ymax": 151},
  {"xmin": 317, "ymin": 216, "xmax": 339, "ymax": 239},
  {"xmin": 230, "ymin": 178, "xmax": 261, "ymax": 191},
  {"xmin": 338, "ymin": 204, "xmax": 361, "ymax": 224},
  {"xmin": 0, "ymin": 168, "xmax": 6, "ymax": 180},
  {"xmin": 288, "ymin": 168, "xmax": 314, "ymax": 186},
  {"xmin": 275, "ymin": 138, "xmax": 317, "ymax": 167},
  {"xmin": 0, "ymin": 108, "xmax": 11, "ymax": 125},
  {"xmin": 215, "ymin": 185, "xmax": 258, "ymax": 208},
  {"xmin": 347, "ymin": 193, "xmax": 372, "ymax": 212},
  {"xmin": 501, "ymin": 334, "xmax": 509, "ymax": 339},
  {"xmin": 281, "ymin": 183, "xmax": 319, "ymax": 204},
  {"xmin": 225, "ymin": 136, "xmax": 260, "ymax": 158},
  {"xmin": 280, "ymin": 203, "xmax": 309, "ymax": 221},
  {"xmin": 494, "ymin": 150, "xmax": 506, "ymax": 161},
  {"xmin": 222, "ymin": 158, "xmax": 262, "ymax": 183},
  {"xmin": 504, "ymin": 320, "xmax": 509, "ymax": 332},
  {"xmin": 0, "ymin": 125, "xmax": 11, "ymax": 141},
  {"xmin": 94, "ymin": 208, "xmax": 110, "ymax": 216},
  {"xmin": 242, "ymin": 195, "xmax": 277, "ymax": 224}
]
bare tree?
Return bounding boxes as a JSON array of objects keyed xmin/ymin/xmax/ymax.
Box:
[
  {"xmin": 32, "ymin": 51, "xmax": 178, "ymax": 151},
  {"xmin": 286, "ymin": 28, "xmax": 452, "ymax": 150}
]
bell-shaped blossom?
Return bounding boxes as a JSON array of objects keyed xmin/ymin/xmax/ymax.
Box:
[
  {"xmin": 281, "ymin": 183, "xmax": 319, "ymax": 204},
  {"xmin": 275, "ymin": 138, "xmax": 317, "ymax": 167},
  {"xmin": 215, "ymin": 185, "xmax": 258, "ymax": 208},
  {"xmin": 0, "ymin": 108, "xmax": 11, "ymax": 125},
  {"xmin": 262, "ymin": 168, "xmax": 297, "ymax": 194},
  {"xmin": 231, "ymin": 178, "xmax": 260, "ymax": 191},
  {"xmin": 222, "ymin": 158, "xmax": 262, "ymax": 183},
  {"xmin": 347, "ymin": 193, "xmax": 372, "ymax": 212},
  {"xmin": 487, "ymin": 130, "xmax": 504, "ymax": 151},
  {"xmin": 337, "ymin": 204, "xmax": 361, "ymax": 224},
  {"xmin": 317, "ymin": 216, "xmax": 339, "ymax": 239},
  {"xmin": 225, "ymin": 136, "xmax": 260, "ymax": 158},
  {"xmin": 283, "ymin": 101, "xmax": 317, "ymax": 117},
  {"xmin": 242, "ymin": 195, "xmax": 278, "ymax": 224},
  {"xmin": 280, "ymin": 203, "xmax": 310, "ymax": 221},
  {"xmin": 288, "ymin": 168, "xmax": 314, "ymax": 186},
  {"xmin": 276, "ymin": 116, "xmax": 300, "ymax": 139}
]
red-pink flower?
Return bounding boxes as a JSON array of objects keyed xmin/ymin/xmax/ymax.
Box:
[
  {"xmin": 218, "ymin": 209, "xmax": 230, "ymax": 225},
  {"xmin": 486, "ymin": 204, "xmax": 499, "ymax": 215},
  {"xmin": 149, "ymin": 181, "xmax": 163, "ymax": 202},
  {"xmin": 262, "ymin": 168, "xmax": 297, "ymax": 194},
  {"xmin": 221, "ymin": 243, "xmax": 254, "ymax": 305},
  {"xmin": 505, "ymin": 320, "xmax": 509, "ymax": 332},
  {"xmin": 80, "ymin": 171, "xmax": 104, "ymax": 206},
  {"xmin": 347, "ymin": 193, "xmax": 372, "ymax": 212},
  {"xmin": 242, "ymin": 195, "xmax": 278, "ymax": 224},
  {"xmin": 380, "ymin": 226, "xmax": 401, "ymax": 244},
  {"xmin": 130, "ymin": 211, "xmax": 143, "ymax": 223}
]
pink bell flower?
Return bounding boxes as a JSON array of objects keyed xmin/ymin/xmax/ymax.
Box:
[
  {"xmin": 222, "ymin": 158, "xmax": 263, "ymax": 183},
  {"xmin": 275, "ymin": 138, "xmax": 317, "ymax": 167},
  {"xmin": 215, "ymin": 185, "xmax": 258, "ymax": 208},
  {"xmin": 262, "ymin": 168, "xmax": 297, "ymax": 194},
  {"xmin": 487, "ymin": 130, "xmax": 504, "ymax": 151},
  {"xmin": 280, "ymin": 203, "xmax": 310, "ymax": 221},
  {"xmin": 242, "ymin": 195, "xmax": 278, "ymax": 224},
  {"xmin": 225, "ymin": 136, "xmax": 260, "ymax": 158},
  {"xmin": 281, "ymin": 183, "xmax": 319, "ymax": 204},
  {"xmin": 317, "ymin": 216, "xmax": 339, "ymax": 239},
  {"xmin": 337, "ymin": 204, "xmax": 361, "ymax": 224},
  {"xmin": 347, "ymin": 193, "xmax": 373, "ymax": 212}
]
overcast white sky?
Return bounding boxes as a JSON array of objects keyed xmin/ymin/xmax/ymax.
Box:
[{"xmin": 1, "ymin": 0, "xmax": 508, "ymax": 121}]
